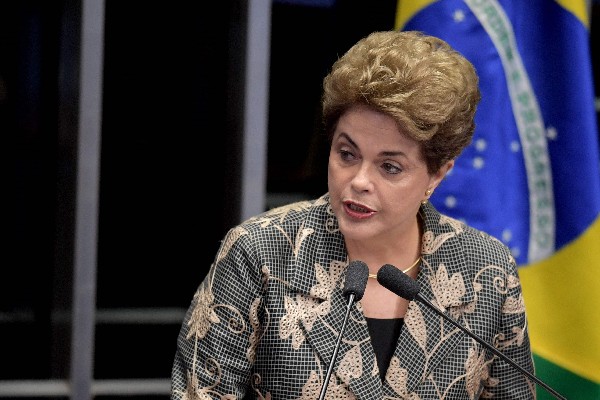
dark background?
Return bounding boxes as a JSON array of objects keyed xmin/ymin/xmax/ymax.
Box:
[{"xmin": 0, "ymin": 0, "xmax": 396, "ymax": 396}]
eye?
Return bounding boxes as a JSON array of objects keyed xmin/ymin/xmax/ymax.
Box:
[
  {"xmin": 382, "ymin": 162, "xmax": 402, "ymax": 174},
  {"xmin": 339, "ymin": 149, "xmax": 356, "ymax": 162}
]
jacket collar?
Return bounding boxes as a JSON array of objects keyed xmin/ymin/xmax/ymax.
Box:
[
  {"xmin": 418, "ymin": 201, "xmax": 475, "ymax": 303},
  {"xmin": 288, "ymin": 198, "xmax": 476, "ymax": 303}
]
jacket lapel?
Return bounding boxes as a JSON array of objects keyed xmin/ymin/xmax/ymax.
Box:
[
  {"xmin": 389, "ymin": 203, "xmax": 477, "ymax": 394},
  {"xmin": 288, "ymin": 196, "xmax": 383, "ymax": 399}
]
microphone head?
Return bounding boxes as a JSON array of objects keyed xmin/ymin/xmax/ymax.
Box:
[
  {"xmin": 377, "ymin": 264, "xmax": 421, "ymax": 301},
  {"xmin": 342, "ymin": 260, "xmax": 369, "ymax": 302}
]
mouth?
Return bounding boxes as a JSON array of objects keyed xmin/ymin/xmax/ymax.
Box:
[{"xmin": 343, "ymin": 200, "xmax": 376, "ymax": 219}]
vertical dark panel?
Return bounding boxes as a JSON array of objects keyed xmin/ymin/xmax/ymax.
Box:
[
  {"xmin": 99, "ymin": 1, "xmax": 237, "ymax": 309},
  {"xmin": 1, "ymin": 0, "xmax": 66, "ymax": 379},
  {"xmin": 95, "ymin": 0, "xmax": 241, "ymax": 380},
  {"xmin": 52, "ymin": 0, "xmax": 81, "ymax": 379}
]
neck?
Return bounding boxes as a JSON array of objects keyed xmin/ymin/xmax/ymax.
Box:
[{"xmin": 345, "ymin": 214, "xmax": 422, "ymax": 273}]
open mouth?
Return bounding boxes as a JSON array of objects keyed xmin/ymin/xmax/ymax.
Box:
[
  {"xmin": 343, "ymin": 200, "xmax": 375, "ymax": 218},
  {"xmin": 347, "ymin": 203, "xmax": 371, "ymax": 213}
]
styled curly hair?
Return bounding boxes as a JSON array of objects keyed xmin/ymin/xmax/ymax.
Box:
[{"xmin": 322, "ymin": 30, "xmax": 481, "ymax": 173}]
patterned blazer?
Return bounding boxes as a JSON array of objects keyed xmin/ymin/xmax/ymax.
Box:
[{"xmin": 171, "ymin": 194, "xmax": 536, "ymax": 399}]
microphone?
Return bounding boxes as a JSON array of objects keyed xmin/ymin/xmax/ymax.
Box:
[
  {"xmin": 377, "ymin": 264, "xmax": 567, "ymax": 400},
  {"xmin": 318, "ymin": 260, "xmax": 369, "ymax": 400}
]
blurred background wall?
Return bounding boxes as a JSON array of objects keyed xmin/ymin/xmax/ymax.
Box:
[{"xmin": 1, "ymin": 0, "xmax": 400, "ymax": 398}]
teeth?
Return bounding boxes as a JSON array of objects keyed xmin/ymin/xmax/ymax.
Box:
[{"xmin": 349, "ymin": 203, "xmax": 367, "ymax": 212}]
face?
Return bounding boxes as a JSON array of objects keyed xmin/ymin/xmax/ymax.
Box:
[{"xmin": 327, "ymin": 105, "xmax": 452, "ymax": 247}]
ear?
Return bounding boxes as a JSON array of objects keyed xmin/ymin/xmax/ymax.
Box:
[{"xmin": 429, "ymin": 159, "xmax": 454, "ymax": 189}]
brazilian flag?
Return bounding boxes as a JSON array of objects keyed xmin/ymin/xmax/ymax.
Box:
[{"xmin": 396, "ymin": 0, "xmax": 600, "ymax": 398}]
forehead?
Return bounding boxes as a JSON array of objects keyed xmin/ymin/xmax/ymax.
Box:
[{"xmin": 335, "ymin": 105, "xmax": 418, "ymax": 149}]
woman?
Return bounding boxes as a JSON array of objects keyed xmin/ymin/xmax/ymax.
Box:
[{"xmin": 171, "ymin": 31, "xmax": 535, "ymax": 399}]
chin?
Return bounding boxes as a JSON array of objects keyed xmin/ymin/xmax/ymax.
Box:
[{"xmin": 337, "ymin": 217, "xmax": 376, "ymax": 240}]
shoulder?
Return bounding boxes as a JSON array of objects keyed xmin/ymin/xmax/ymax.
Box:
[
  {"xmin": 216, "ymin": 194, "xmax": 332, "ymax": 259},
  {"xmin": 241, "ymin": 194, "xmax": 330, "ymax": 233},
  {"xmin": 421, "ymin": 202, "xmax": 514, "ymax": 267}
]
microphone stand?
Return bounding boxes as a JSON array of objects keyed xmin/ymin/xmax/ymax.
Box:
[
  {"xmin": 318, "ymin": 293, "xmax": 356, "ymax": 400},
  {"xmin": 416, "ymin": 293, "xmax": 567, "ymax": 400}
]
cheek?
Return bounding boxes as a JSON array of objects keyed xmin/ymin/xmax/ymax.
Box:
[
  {"xmin": 382, "ymin": 186, "xmax": 419, "ymax": 209},
  {"xmin": 327, "ymin": 162, "xmax": 337, "ymax": 191},
  {"xmin": 327, "ymin": 155, "xmax": 340, "ymax": 179},
  {"xmin": 327, "ymin": 162, "xmax": 348, "ymax": 203},
  {"xmin": 327, "ymin": 159, "xmax": 334, "ymax": 186}
]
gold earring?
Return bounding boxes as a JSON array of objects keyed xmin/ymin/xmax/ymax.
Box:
[{"xmin": 421, "ymin": 189, "xmax": 432, "ymax": 205}]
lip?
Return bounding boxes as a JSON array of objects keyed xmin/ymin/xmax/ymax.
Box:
[{"xmin": 342, "ymin": 200, "xmax": 376, "ymax": 219}]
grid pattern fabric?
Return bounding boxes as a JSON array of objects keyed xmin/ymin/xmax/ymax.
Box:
[{"xmin": 171, "ymin": 194, "xmax": 535, "ymax": 399}]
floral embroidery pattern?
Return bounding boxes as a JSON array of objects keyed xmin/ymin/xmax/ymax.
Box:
[
  {"xmin": 310, "ymin": 260, "xmax": 346, "ymax": 300},
  {"xmin": 280, "ymin": 260, "xmax": 348, "ymax": 349},
  {"xmin": 464, "ymin": 345, "xmax": 494, "ymax": 399},
  {"xmin": 250, "ymin": 373, "xmax": 272, "ymax": 400},
  {"xmin": 215, "ymin": 226, "xmax": 248, "ymax": 265},
  {"xmin": 248, "ymin": 201, "xmax": 314, "ymax": 227},
  {"xmin": 494, "ymin": 323, "xmax": 527, "ymax": 351},
  {"xmin": 247, "ymin": 297, "xmax": 265, "ymax": 363},
  {"xmin": 405, "ymin": 304, "xmax": 428, "ymax": 352},
  {"xmin": 502, "ymin": 293, "xmax": 525, "ymax": 314},
  {"xmin": 280, "ymin": 294, "xmax": 328, "ymax": 349},
  {"xmin": 273, "ymin": 220, "xmax": 314, "ymax": 258},
  {"xmin": 187, "ymin": 284, "xmax": 220, "ymax": 340},
  {"xmin": 438, "ymin": 215, "xmax": 464, "ymax": 234},
  {"xmin": 506, "ymin": 273, "xmax": 521, "ymax": 290},
  {"xmin": 386, "ymin": 357, "xmax": 414, "ymax": 398},
  {"xmin": 421, "ymin": 230, "xmax": 455, "ymax": 255},
  {"xmin": 429, "ymin": 264, "xmax": 466, "ymax": 312},
  {"xmin": 297, "ymin": 369, "xmax": 356, "ymax": 400},
  {"xmin": 177, "ymin": 359, "xmax": 237, "ymax": 400},
  {"xmin": 294, "ymin": 226, "xmax": 315, "ymax": 257},
  {"xmin": 337, "ymin": 344, "xmax": 363, "ymax": 384},
  {"xmin": 421, "ymin": 215, "xmax": 463, "ymax": 256}
]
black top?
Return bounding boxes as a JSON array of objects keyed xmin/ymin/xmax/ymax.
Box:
[{"xmin": 365, "ymin": 317, "xmax": 404, "ymax": 381}]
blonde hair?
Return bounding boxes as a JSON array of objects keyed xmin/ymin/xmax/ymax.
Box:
[{"xmin": 322, "ymin": 30, "xmax": 481, "ymax": 173}]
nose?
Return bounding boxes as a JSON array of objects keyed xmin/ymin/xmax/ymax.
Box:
[{"xmin": 351, "ymin": 163, "xmax": 374, "ymax": 192}]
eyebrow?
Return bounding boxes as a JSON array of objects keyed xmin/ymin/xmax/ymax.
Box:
[{"xmin": 337, "ymin": 132, "xmax": 408, "ymax": 158}]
